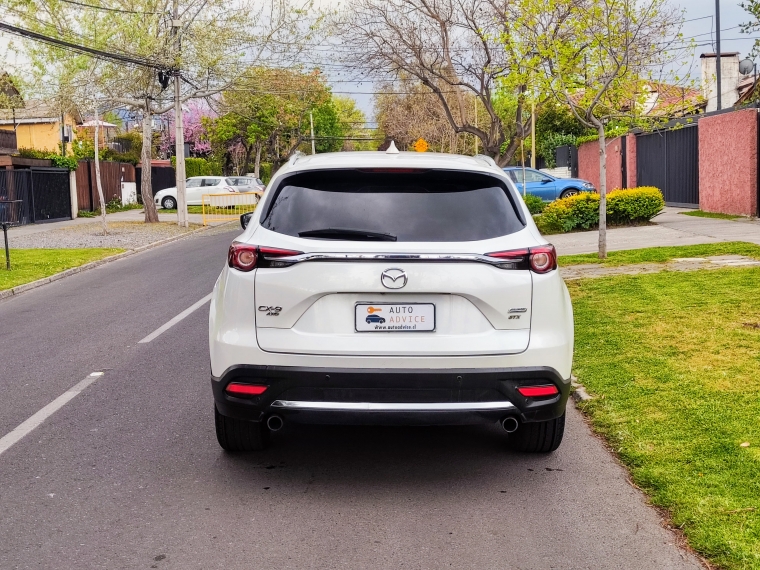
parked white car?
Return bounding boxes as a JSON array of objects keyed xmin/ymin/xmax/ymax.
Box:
[
  {"xmin": 154, "ymin": 176, "xmax": 238, "ymax": 209},
  {"xmin": 242, "ymin": 175, "xmax": 266, "ymax": 193},
  {"xmin": 209, "ymin": 150, "xmax": 574, "ymax": 453}
]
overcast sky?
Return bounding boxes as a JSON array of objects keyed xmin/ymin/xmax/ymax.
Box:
[
  {"xmin": 330, "ymin": 0, "xmax": 760, "ymax": 119},
  {"xmin": 1, "ymin": 0, "xmax": 757, "ymax": 120},
  {"xmin": 677, "ymin": 0, "xmax": 757, "ymax": 71}
]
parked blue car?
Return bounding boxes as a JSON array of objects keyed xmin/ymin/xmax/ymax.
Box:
[{"xmin": 503, "ymin": 167, "xmax": 596, "ymax": 202}]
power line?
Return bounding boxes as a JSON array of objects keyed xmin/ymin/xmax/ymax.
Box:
[
  {"xmin": 56, "ymin": 0, "xmax": 162, "ymax": 15},
  {"xmin": 0, "ymin": 20, "xmax": 166, "ymax": 69}
]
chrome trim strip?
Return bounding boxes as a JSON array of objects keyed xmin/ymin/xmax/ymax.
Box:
[
  {"xmin": 270, "ymin": 400, "xmax": 516, "ymax": 412},
  {"xmin": 265, "ymin": 252, "xmax": 522, "ymax": 268}
]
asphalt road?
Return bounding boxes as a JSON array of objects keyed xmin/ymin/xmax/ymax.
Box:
[{"xmin": 0, "ymin": 228, "xmax": 704, "ymax": 570}]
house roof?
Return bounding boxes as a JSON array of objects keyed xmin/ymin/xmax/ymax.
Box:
[
  {"xmin": 643, "ymin": 81, "xmax": 705, "ymax": 116},
  {"xmin": 565, "ymin": 81, "xmax": 705, "ymax": 117},
  {"xmin": 0, "ymin": 99, "xmax": 82, "ymax": 123},
  {"xmin": 80, "ymin": 120, "xmax": 118, "ymax": 128},
  {"xmin": 699, "ymin": 52, "xmax": 741, "ymax": 58}
]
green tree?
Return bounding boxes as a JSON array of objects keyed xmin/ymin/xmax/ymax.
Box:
[
  {"xmin": 514, "ymin": 0, "xmax": 686, "ymax": 257},
  {"xmin": 207, "ymin": 68, "xmax": 334, "ymax": 174},
  {"xmin": 3, "ymin": 0, "xmax": 318, "ymax": 222},
  {"xmin": 311, "ymin": 98, "xmax": 343, "ymax": 153},
  {"xmin": 333, "ymin": 96, "xmax": 375, "ymax": 151}
]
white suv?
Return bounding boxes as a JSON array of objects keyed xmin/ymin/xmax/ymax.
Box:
[{"xmin": 209, "ymin": 151, "xmax": 574, "ymax": 453}]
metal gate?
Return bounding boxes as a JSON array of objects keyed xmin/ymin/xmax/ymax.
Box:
[
  {"xmin": 0, "ymin": 170, "xmax": 33, "ymax": 225},
  {"xmin": 636, "ymin": 126, "xmax": 699, "ymax": 207},
  {"xmin": 30, "ymin": 168, "xmax": 71, "ymax": 222}
]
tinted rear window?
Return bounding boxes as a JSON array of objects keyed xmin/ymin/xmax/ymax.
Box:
[{"xmin": 261, "ymin": 169, "xmax": 524, "ymax": 242}]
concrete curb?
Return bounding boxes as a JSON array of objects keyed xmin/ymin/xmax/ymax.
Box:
[
  {"xmin": 571, "ymin": 375, "xmax": 594, "ymax": 402},
  {"xmin": 0, "ymin": 223, "xmax": 223, "ymax": 301}
]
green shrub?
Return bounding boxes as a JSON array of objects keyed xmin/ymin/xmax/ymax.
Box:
[
  {"xmin": 17, "ymin": 148, "xmax": 78, "ymax": 170},
  {"xmin": 575, "ymin": 125, "xmax": 630, "ymax": 146},
  {"xmin": 523, "ymin": 193, "xmax": 546, "ymax": 215},
  {"xmin": 534, "ymin": 187, "xmax": 664, "ymax": 234},
  {"xmin": 259, "ymin": 162, "xmax": 272, "ymax": 184},
  {"xmin": 607, "ymin": 186, "xmax": 664, "ymax": 225},
  {"xmin": 537, "ymin": 133, "xmax": 578, "ymax": 168},
  {"xmin": 170, "ymin": 156, "xmax": 215, "ymax": 177}
]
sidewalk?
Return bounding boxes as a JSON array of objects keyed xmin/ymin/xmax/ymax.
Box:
[
  {"xmin": 7, "ymin": 208, "xmax": 212, "ymax": 238},
  {"xmin": 551, "ymin": 207, "xmax": 760, "ymax": 255}
]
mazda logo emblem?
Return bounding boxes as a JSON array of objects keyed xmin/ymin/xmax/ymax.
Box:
[{"xmin": 381, "ymin": 268, "xmax": 407, "ymax": 289}]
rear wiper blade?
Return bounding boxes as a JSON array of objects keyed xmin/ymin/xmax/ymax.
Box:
[{"xmin": 298, "ymin": 228, "xmax": 397, "ymax": 241}]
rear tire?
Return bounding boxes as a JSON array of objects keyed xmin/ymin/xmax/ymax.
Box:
[
  {"xmin": 162, "ymin": 196, "xmax": 177, "ymax": 210},
  {"xmin": 508, "ymin": 413, "xmax": 565, "ymax": 453},
  {"xmin": 215, "ymin": 406, "xmax": 267, "ymax": 451}
]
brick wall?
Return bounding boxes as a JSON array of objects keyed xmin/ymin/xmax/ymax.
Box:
[
  {"xmin": 698, "ymin": 108, "xmax": 758, "ymax": 216},
  {"xmin": 625, "ymin": 134, "xmax": 637, "ymax": 188},
  {"xmin": 578, "ymin": 137, "xmax": 624, "ymax": 190}
]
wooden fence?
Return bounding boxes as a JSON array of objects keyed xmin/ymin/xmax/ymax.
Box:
[{"xmin": 75, "ymin": 160, "xmax": 135, "ymax": 211}]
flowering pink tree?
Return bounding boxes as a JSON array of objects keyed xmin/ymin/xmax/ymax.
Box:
[{"xmin": 159, "ymin": 100, "xmax": 216, "ymax": 156}]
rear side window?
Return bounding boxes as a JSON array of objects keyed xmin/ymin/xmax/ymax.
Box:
[{"xmin": 260, "ymin": 169, "xmax": 524, "ymax": 242}]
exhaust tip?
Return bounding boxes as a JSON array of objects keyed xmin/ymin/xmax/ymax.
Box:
[
  {"xmin": 266, "ymin": 415, "xmax": 284, "ymax": 432},
  {"xmin": 501, "ymin": 416, "xmax": 519, "ymax": 433}
]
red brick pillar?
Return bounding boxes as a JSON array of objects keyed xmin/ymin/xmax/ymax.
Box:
[{"xmin": 698, "ymin": 109, "xmax": 758, "ymax": 216}]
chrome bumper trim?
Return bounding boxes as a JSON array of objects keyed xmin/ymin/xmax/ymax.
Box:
[
  {"xmin": 264, "ymin": 252, "xmax": 523, "ymax": 269},
  {"xmin": 270, "ymin": 400, "xmax": 516, "ymax": 412}
]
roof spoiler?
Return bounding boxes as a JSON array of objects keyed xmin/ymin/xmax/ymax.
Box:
[{"xmin": 473, "ymin": 154, "xmax": 499, "ymax": 169}]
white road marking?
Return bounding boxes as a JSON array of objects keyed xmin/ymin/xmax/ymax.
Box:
[
  {"xmin": 0, "ymin": 372, "xmax": 104, "ymax": 457},
  {"xmin": 138, "ymin": 293, "xmax": 212, "ymax": 344}
]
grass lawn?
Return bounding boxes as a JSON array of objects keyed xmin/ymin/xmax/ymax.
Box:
[
  {"xmin": 560, "ymin": 241, "xmax": 760, "ymax": 267},
  {"xmin": 680, "ymin": 210, "xmax": 744, "ymax": 220},
  {"xmin": 570, "ymin": 267, "xmax": 760, "ymax": 569},
  {"xmin": 0, "ymin": 248, "xmax": 124, "ymax": 291}
]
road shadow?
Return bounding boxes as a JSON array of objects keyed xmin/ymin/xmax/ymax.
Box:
[{"xmin": 210, "ymin": 421, "xmax": 567, "ymax": 493}]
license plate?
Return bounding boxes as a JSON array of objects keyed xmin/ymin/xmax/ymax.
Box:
[{"xmin": 355, "ymin": 303, "xmax": 436, "ymax": 332}]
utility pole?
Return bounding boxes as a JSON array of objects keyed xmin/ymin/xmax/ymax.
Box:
[
  {"xmin": 530, "ymin": 99, "xmax": 536, "ymax": 168},
  {"xmin": 474, "ymin": 102, "xmax": 478, "ymax": 155},
  {"xmin": 173, "ymin": 0, "xmax": 187, "ymax": 228},
  {"xmin": 715, "ymin": 0, "xmax": 722, "ymax": 111},
  {"xmin": 309, "ymin": 111, "xmax": 315, "ymax": 155}
]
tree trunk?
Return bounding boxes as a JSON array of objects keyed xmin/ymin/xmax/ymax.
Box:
[
  {"xmin": 93, "ymin": 108, "xmax": 108, "ymax": 236},
  {"xmin": 253, "ymin": 143, "xmax": 262, "ymax": 178},
  {"xmin": 141, "ymin": 110, "xmax": 159, "ymax": 223},
  {"xmin": 242, "ymin": 143, "xmax": 253, "ymax": 175},
  {"xmin": 597, "ymin": 126, "xmax": 607, "ymax": 259}
]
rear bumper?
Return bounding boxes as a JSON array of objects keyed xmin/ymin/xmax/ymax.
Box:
[{"xmin": 211, "ymin": 365, "xmax": 570, "ymax": 426}]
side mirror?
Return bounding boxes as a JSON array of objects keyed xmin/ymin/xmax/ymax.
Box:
[
  {"xmin": 541, "ymin": 178, "xmax": 552, "ymax": 184},
  {"xmin": 240, "ymin": 212, "xmax": 253, "ymax": 230}
]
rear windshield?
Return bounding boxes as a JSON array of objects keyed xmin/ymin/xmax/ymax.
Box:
[{"xmin": 260, "ymin": 169, "xmax": 524, "ymax": 242}]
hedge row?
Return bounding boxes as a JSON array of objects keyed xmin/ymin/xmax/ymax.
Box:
[
  {"xmin": 534, "ymin": 187, "xmax": 664, "ymax": 234},
  {"xmin": 523, "ymin": 193, "xmax": 546, "ymax": 215},
  {"xmin": 170, "ymin": 156, "xmax": 221, "ymax": 177}
]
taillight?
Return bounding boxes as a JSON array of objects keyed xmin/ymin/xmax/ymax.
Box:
[
  {"xmin": 485, "ymin": 245, "xmax": 557, "ymax": 274},
  {"xmin": 517, "ymin": 385, "xmax": 559, "ymax": 397},
  {"xmin": 529, "ymin": 245, "xmax": 557, "ymax": 274},
  {"xmin": 225, "ymin": 383, "xmax": 268, "ymax": 397},
  {"xmin": 227, "ymin": 243, "xmax": 303, "ymax": 272}
]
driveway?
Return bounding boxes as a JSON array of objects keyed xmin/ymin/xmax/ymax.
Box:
[
  {"xmin": 0, "ymin": 228, "xmax": 704, "ymax": 569},
  {"xmin": 552, "ymin": 207, "xmax": 760, "ymax": 255}
]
